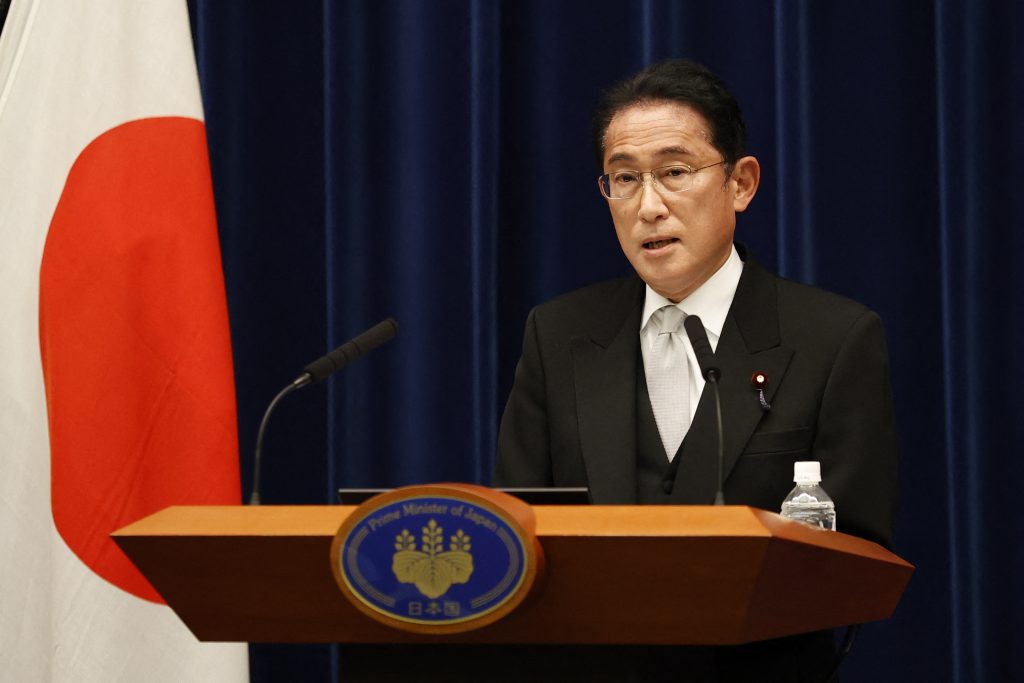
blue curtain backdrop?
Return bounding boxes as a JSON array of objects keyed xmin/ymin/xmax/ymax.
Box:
[{"xmin": 187, "ymin": 1, "xmax": 1023, "ymax": 681}]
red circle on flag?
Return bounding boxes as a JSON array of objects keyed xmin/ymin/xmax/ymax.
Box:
[{"xmin": 40, "ymin": 117, "xmax": 240, "ymax": 603}]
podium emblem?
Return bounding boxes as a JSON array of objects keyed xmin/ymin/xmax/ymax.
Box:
[
  {"xmin": 331, "ymin": 484, "xmax": 541, "ymax": 633},
  {"xmin": 392, "ymin": 521, "xmax": 474, "ymax": 598}
]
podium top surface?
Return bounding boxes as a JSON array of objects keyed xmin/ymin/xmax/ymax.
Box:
[
  {"xmin": 115, "ymin": 504, "xmax": 902, "ymax": 562},
  {"xmin": 113, "ymin": 504, "xmax": 912, "ymax": 645}
]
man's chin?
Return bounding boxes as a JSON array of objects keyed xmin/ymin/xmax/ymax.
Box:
[{"xmin": 640, "ymin": 276, "xmax": 693, "ymax": 303}]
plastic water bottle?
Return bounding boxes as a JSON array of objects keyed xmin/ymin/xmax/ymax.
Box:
[{"xmin": 780, "ymin": 461, "xmax": 836, "ymax": 531}]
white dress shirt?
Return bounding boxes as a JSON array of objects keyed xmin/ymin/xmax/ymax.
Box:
[{"xmin": 639, "ymin": 245, "xmax": 744, "ymax": 424}]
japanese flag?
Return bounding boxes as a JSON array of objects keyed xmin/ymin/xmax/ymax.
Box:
[{"xmin": 0, "ymin": 0, "xmax": 248, "ymax": 680}]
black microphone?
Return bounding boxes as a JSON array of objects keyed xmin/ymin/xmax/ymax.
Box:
[
  {"xmin": 249, "ymin": 318, "xmax": 399, "ymax": 505},
  {"xmin": 684, "ymin": 315, "xmax": 720, "ymax": 382},
  {"xmin": 661, "ymin": 315, "xmax": 725, "ymax": 504},
  {"xmin": 300, "ymin": 318, "xmax": 399, "ymax": 385}
]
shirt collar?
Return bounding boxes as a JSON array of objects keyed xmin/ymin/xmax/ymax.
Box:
[{"xmin": 640, "ymin": 244, "xmax": 743, "ymax": 341}]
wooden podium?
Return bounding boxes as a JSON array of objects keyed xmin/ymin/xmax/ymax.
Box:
[{"xmin": 113, "ymin": 503, "xmax": 912, "ymax": 645}]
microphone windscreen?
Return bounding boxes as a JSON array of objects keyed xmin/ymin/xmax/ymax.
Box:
[
  {"xmin": 304, "ymin": 318, "xmax": 398, "ymax": 383},
  {"xmin": 683, "ymin": 315, "xmax": 720, "ymax": 380}
]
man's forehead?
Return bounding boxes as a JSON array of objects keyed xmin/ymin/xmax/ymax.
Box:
[{"xmin": 603, "ymin": 102, "xmax": 714, "ymax": 165}]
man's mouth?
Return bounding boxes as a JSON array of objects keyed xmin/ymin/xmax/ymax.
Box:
[{"xmin": 642, "ymin": 237, "xmax": 679, "ymax": 250}]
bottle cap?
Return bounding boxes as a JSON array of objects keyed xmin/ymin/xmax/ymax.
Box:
[{"xmin": 793, "ymin": 461, "xmax": 821, "ymax": 484}]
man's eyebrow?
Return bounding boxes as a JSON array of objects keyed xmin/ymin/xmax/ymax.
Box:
[
  {"xmin": 605, "ymin": 146, "xmax": 696, "ymax": 166},
  {"xmin": 605, "ymin": 151, "xmax": 635, "ymax": 165},
  {"xmin": 654, "ymin": 145, "xmax": 694, "ymax": 158}
]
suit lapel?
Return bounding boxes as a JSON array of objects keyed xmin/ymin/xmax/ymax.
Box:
[
  {"xmin": 572, "ymin": 276, "xmax": 644, "ymax": 504},
  {"xmin": 668, "ymin": 252, "xmax": 794, "ymax": 504}
]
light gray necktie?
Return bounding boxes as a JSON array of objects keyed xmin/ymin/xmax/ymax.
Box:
[{"xmin": 644, "ymin": 305, "xmax": 690, "ymax": 461}]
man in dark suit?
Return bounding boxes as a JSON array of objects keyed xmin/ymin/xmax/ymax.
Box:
[{"xmin": 494, "ymin": 59, "xmax": 897, "ymax": 681}]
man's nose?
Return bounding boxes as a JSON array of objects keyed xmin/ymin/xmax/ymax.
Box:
[{"xmin": 637, "ymin": 177, "xmax": 669, "ymax": 222}]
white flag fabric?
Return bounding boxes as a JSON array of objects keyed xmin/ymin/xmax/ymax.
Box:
[{"xmin": 0, "ymin": 1, "xmax": 249, "ymax": 680}]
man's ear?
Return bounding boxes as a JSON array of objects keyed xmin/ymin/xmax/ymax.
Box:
[{"xmin": 730, "ymin": 156, "xmax": 760, "ymax": 212}]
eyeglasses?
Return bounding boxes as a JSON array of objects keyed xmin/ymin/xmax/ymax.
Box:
[{"xmin": 598, "ymin": 161, "xmax": 727, "ymax": 200}]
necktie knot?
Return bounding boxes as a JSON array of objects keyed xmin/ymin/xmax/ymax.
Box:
[{"xmin": 655, "ymin": 305, "xmax": 685, "ymax": 336}]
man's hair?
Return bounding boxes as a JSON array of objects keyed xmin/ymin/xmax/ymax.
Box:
[{"xmin": 592, "ymin": 59, "xmax": 747, "ymax": 170}]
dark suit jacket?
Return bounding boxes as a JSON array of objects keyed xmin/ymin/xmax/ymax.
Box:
[{"xmin": 496, "ymin": 244, "xmax": 897, "ymax": 548}]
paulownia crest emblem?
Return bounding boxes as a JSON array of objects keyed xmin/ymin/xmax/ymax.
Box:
[{"xmin": 392, "ymin": 519, "xmax": 474, "ymax": 599}]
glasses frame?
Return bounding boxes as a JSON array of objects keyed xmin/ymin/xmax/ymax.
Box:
[{"xmin": 597, "ymin": 160, "xmax": 728, "ymax": 200}]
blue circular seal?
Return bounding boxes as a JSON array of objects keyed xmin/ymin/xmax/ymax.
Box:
[{"xmin": 335, "ymin": 490, "xmax": 534, "ymax": 630}]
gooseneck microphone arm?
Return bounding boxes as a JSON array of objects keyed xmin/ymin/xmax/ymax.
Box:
[
  {"xmin": 248, "ymin": 318, "xmax": 399, "ymax": 505},
  {"xmin": 709, "ymin": 380, "xmax": 725, "ymax": 505},
  {"xmin": 249, "ymin": 378, "xmax": 305, "ymax": 505},
  {"xmin": 683, "ymin": 315, "xmax": 726, "ymax": 506}
]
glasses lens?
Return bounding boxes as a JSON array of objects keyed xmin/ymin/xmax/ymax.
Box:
[
  {"xmin": 655, "ymin": 166, "xmax": 692, "ymax": 193},
  {"xmin": 607, "ymin": 171, "xmax": 641, "ymax": 198}
]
